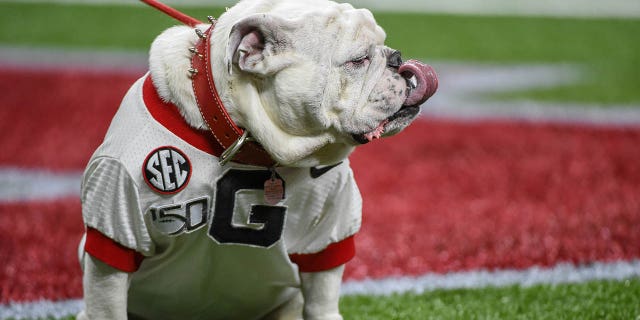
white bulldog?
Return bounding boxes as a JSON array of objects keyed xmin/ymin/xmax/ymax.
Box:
[{"xmin": 79, "ymin": 0, "xmax": 436, "ymax": 319}]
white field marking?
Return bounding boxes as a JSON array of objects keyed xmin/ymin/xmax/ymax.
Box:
[
  {"xmin": 0, "ymin": 299, "xmax": 84, "ymax": 320},
  {"xmin": 0, "ymin": 168, "xmax": 82, "ymax": 202},
  {"xmin": 1, "ymin": 260, "xmax": 638, "ymax": 319},
  {"xmin": 422, "ymin": 62, "xmax": 640, "ymax": 127},
  {"xmin": 6, "ymin": 0, "xmax": 640, "ymax": 19},
  {"xmin": 422, "ymin": 100, "xmax": 640, "ymax": 127},
  {"xmin": 0, "ymin": 46, "xmax": 147, "ymax": 73},
  {"xmin": 341, "ymin": 259, "xmax": 640, "ymax": 296}
]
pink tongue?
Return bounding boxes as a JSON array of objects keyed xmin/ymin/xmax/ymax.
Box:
[{"xmin": 398, "ymin": 60, "xmax": 438, "ymax": 106}]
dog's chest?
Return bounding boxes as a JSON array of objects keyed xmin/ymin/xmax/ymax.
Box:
[
  {"xmin": 83, "ymin": 76, "xmax": 362, "ymax": 318},
  {"xmin": 124, "ymin": 142, "xmax": 355, "ymax": 319}
]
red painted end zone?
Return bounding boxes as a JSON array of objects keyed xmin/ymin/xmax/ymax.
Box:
[
  {"xmin": 1, "ymin": 69, "xmax": 639, "ymax": 303},
  {"xmin": 346, "ymin": 121, "xmax": 640, "ymax": 279},
  {"xmin": 0, "ymin": 68, "xmax": 141, "ymax": 170},
  {"xmin": 0, "ymin": 199, "xmax": 84, "ymax": 303}
]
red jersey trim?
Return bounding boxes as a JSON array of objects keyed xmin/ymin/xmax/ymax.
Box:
[
  {"xmin": 84, "ymin": 227, "xmax": 145, "ymax": 273},
  {"xmin": 289, "ymin": 236, "xmax": 356, "ymax": 272},
  {"xmin": 142, "ymin": 75, "xmax": 223, "ymax": 156}
]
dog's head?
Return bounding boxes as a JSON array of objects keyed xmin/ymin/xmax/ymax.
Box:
[{"xmin": 151, "ymin": 0, "xmax": 437, "ymax": 166}]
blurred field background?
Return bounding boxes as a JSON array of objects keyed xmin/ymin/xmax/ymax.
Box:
[
  {"xmin": 1, "ymin": 1, "xmax": 639, "ymax": 103},
  {"xmin": 1, "ymin": 1, "xmax": 639, "ymax": 319}
]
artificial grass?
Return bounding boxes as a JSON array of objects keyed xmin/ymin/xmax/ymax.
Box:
[
  {"xmin": 340, "ymin": 278, "xmax": 640, "ymax": 320},
  {"xmin": 1, "ymin": 2, "xmax": 639, "ymax": 104},
  {"xmin": 0, "ymin": 2, "xmax": 223, "ymax": 50},
  {"xmin": 10, "ymin": 278, "xmax": 638, "ymax": 319},
  {"xmin": 376, "ymin": 13, "xmax": 640, "ymax": 105},
  {"xmin": 3, "ymin": 2, "xmax": 638, "ymax": 62}
]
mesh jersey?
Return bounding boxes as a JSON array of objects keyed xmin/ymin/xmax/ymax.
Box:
[{"xmin": 81, "ymin": 75, "xmax": 362, "ymax": 320}]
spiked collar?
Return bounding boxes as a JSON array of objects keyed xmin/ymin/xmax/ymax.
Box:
[
  {"xmin": 189, "ymin": 21, "xmax": 276, "ymax": 167},
  {"xmin": 141, "ymin": 0, "xmax": 275, "ymax": 167}
]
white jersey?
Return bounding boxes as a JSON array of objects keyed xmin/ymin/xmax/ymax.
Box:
[{"xmin": 81, "ymin": 75, "xmax": 362, "ymax": 320}]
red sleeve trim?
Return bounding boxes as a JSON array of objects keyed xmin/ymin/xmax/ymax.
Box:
[
  {"xmin": 289, "ymin": 236, "xmax": 356, "ymax": 272},
  {"xmin": 84, "ymin": 227, "xmax": 145, "ymax": 273}
]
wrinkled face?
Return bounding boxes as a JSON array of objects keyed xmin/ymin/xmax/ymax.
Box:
[
  {"xmin": 222, "ymin": 0, "xmax": 437, "ymax": 166},
  {"xmin": 320, "ymin": 8, "xmax": 415, "ymax": 145},
  {"xmin": 256, "ymin": 2, "xmax": 436, "ymax": 145}
]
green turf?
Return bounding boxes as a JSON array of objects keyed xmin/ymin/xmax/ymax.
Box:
[
  {"xmin": 340, "ymin": 278, "xmax": 640, "ymax": 320},
  {"xmin": 376, "ymin": 14, "xmax": 640, "ymax": 105},
  {"xmin": 9, "ymin": 278, "xmax": 638, "ymax": 319},
  {"xmin": 0, "ymin": 2, "xmax": 639, "ymax": 103},
  {"xmin": 0, "ymin": 2, "xmax": 225, "ymax": 50}
]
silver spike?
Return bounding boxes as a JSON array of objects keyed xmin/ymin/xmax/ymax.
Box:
[
  {"xmin": 188, "ymin": 68, "xmax": 198, "ymax": 78},
  {"xmin": 195, "ymin": 29, "xmax": 206, "ymax": 39},
  {"xmin": 207, "ymin": 16, "xmax": 217, "ymax": 24},
  {"xmin": 189, "ymin": 47, "xmax": 204, "ymax": 59}
]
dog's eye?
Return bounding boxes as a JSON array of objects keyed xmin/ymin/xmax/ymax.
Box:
[{"xmin": 350, "ymin": 55, "xmax": 370, "ymax": 66}]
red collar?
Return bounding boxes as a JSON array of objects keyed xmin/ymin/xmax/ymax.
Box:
[
  {"xmin": 142, "ymin": 74, "xmax": 275, "ymax": 168},
  {"xmin": 189, "ymin": 22, "xmax": 276, "ymax": 167},
  {"xmin": 139, "ymin": 0, "xmax": 274, "ymax": 167}
]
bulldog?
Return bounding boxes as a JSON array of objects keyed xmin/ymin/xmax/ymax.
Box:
[{"xmin": 78, "ymin": 0, "xmax": 437, "ymax": 319}]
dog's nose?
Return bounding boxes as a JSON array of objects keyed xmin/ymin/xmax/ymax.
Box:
[{"xmin": 387, "ymin": 50, "xmax": 402, "ymax": 69}]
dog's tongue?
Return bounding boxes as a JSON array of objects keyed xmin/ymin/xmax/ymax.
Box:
[{"xmin": 399, "ymin": 60, "xmax": 438, "ymax": 106}]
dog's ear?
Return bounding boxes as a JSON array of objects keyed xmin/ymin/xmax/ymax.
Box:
[{"xmin": 225, "ymin": 13, "xmax": 296, "ymax": 76}]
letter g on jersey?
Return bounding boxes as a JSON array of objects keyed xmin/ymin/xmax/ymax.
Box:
[{"xmin": 143, "ymin": 146, "xmax": 191, "ymax": 194}]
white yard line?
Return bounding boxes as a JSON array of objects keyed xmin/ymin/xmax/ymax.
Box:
[
  {"xmin": 422, "ymin": 101, "xmax": 640, "ymax": 127},
  {"xmin": 0, "ymin": 168, "xmax": 82, "ymax": 202},
  {"xmin": 0, "ymin": 299, "xmax": 84, "ymax": 320},
  {"xmin": 423, "ymin": 62, "xmax": 640, "ymax": 127},
  {"xmin": 0, "ymin": 46, "xmax": 147, "ymax": 73},
  {"xmin": 5, "ymin": 0, "xmax": 640, "ymax": 19},
  {"xmin": 1, "ymin": 260, "xmax": 638, "ymax": 319},
  {"xmin": 341, "ymin": 260, "xmax": 640, "ymax": 296}
]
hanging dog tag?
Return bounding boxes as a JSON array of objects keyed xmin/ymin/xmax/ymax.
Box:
[{"xmin": 264, "ymin": 170, "xmax": 284, "ymax": 205}]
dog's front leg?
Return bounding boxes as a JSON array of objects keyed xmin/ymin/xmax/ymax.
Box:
[
  {"xmin": 299, "ymin": 265, "xmax": 345, "ymax": 320},
  {"xmin": 77, "ymin": 255, "xmax": 131, "ymax": 320}
]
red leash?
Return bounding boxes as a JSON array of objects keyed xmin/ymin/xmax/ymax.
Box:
[{"xmin": 139, "ymin": 0, "xmax": 202, "ymax": 27}]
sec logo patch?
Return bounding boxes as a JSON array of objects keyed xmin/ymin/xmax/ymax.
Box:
[{"xmin": 143, "ymin": 146, "xmax": 191, "ymax": 194}]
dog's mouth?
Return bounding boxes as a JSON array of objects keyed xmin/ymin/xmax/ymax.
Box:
[
  {"xmin": 352, "ymin": 106, "xmax": 420, "ymax": 144},
  {"xmin": 353, "ymin": 60, "xmax": 438, "ymax": 144}
]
